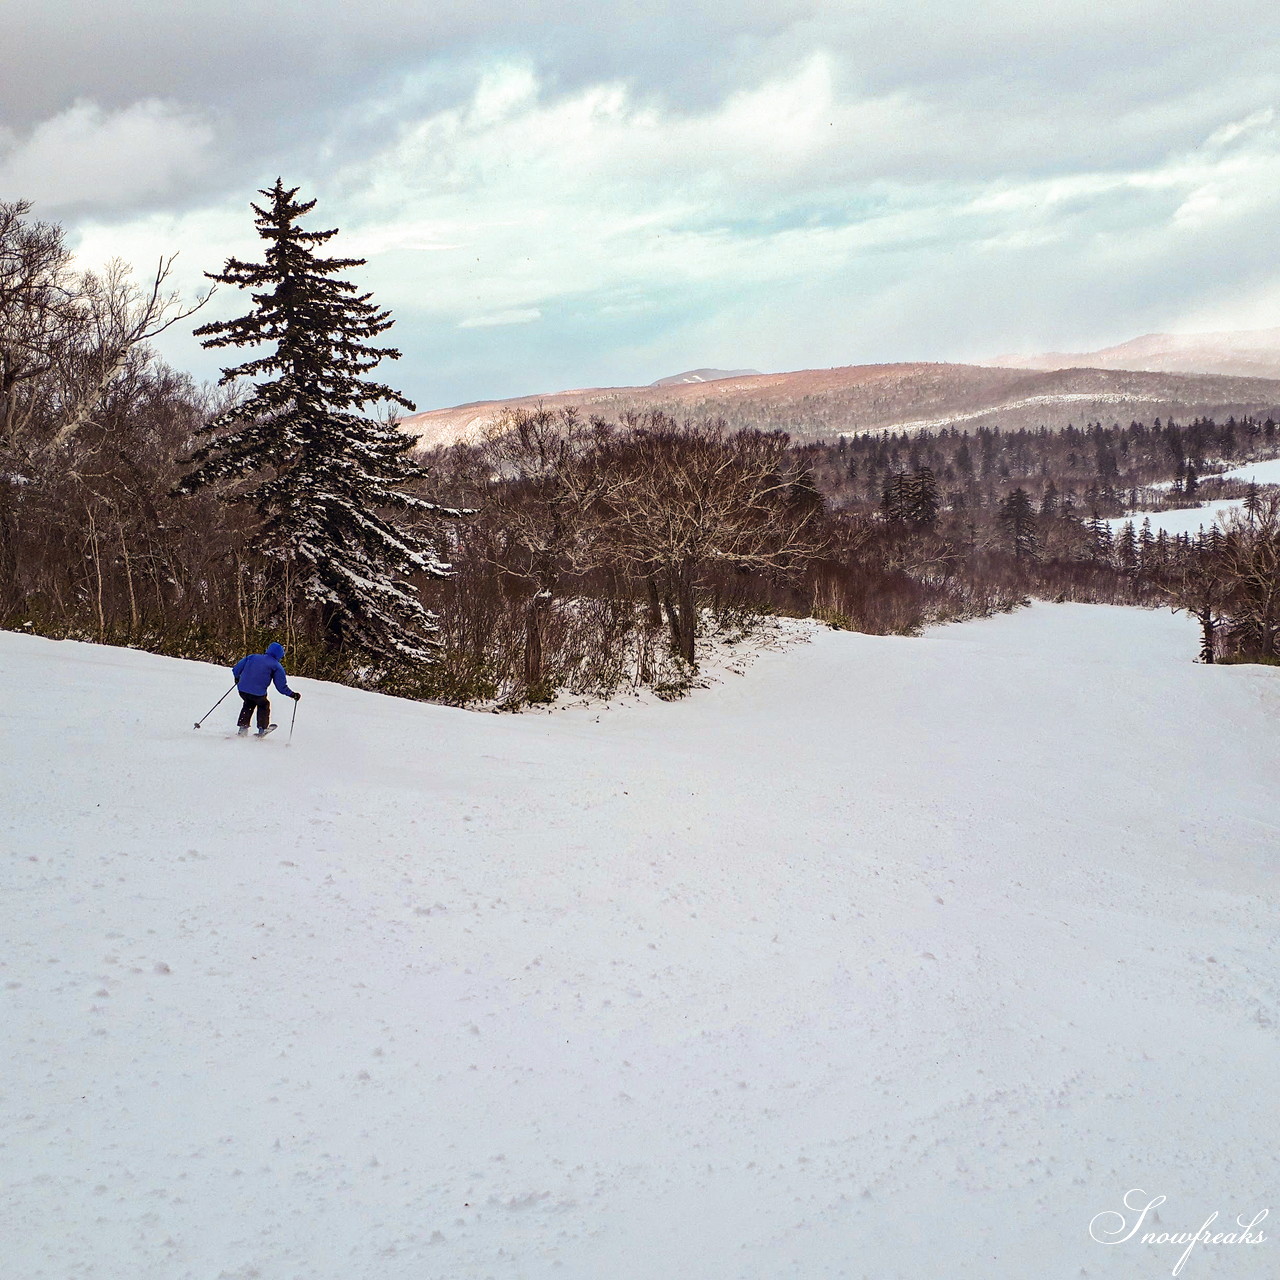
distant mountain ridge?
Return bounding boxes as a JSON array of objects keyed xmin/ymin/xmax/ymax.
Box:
[
  {"xmin": 986, "ymin": 327, "xmax": 1280, "ymax": 381},
  {"xmin": 400, "ymin": 360, "xmax": 1280, "ymax": 450},
  {"xmin": 650, "ymin": 367, "xmax": 762, "ymax": 386}
]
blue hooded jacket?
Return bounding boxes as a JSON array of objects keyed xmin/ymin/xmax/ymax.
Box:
[{"xmin": 233, "ymin": 642, "xmax": 296, "ymax": 698}]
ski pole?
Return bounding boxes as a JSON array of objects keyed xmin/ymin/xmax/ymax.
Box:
[
  {"xmin": 194, "ymin": 683, "xmax": 235, "ymax": 729},
  {"xmin": 286, "ymin": 696, "xmax": 299, "ymax": 747}
]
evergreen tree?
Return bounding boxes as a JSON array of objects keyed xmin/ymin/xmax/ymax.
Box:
[
  {"xmin": 1138, "ymin": 516, "xmax": 1156, "ymax": 569},
  {"xmin": 177, "ymin": 181, "xmax": 456, "ymax": 662},
  {"xmin": 881, "ymin": 471, "xmax": 910, "ymax": 524},
  {"xmin": 997, "ymin": 487, "xmax": 1038, "ymax": 559},
  {"xmin": 907, "ymin": 467, "xmax": 940, "ymax": 528},
  {"xmin": 882, "ymin": 468, "xmax": 939, "ymax": 528},
  {"xmin": 1084, "ymin": 509, "xmax": 1114, "ymax": 564},
  {"xmin": 1116, "ymin": 520, "xmax": 1138, "ymax": 573}
]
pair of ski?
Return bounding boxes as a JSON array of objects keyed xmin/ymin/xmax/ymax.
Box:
[{"xmin": 230, "ymin": 725, "xmax": 277, "ymax": 739}]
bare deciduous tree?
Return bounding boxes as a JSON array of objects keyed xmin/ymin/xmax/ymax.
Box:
[
  {"xmin": 1216, "ymin": 493, "xmax": 1280, "ymax": 661},
  {"xmin": 0, "ymin": 200, "xmax": 75, "ymax": 445},
  {"xmin": 0, "ymin": 199, "xmax": 210, "ymax": 458},
  {"xmin": 49, "ymin": 255, "xmax": 210, "ymax": 453},
  {"xmin": 592, "ymin": 415, "xmax": 827, "ymax": 664},
  {"xmin": 478, "ymin": 405, "xmax": 617, "ymax": 691},
  {"xmin": 1164, "ymin": 539, "xmax": 1232, "ymax": 663}
]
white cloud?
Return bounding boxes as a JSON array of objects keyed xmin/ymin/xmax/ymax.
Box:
[
  {"xmin": 328, "ymin": 62, "xmax": 1280, "ymax": 328},
  {"xmin": 52, "ymin": 55, "xmax": 1280, "ymax": 403},
  {"xmin": 0, "ymin": 99, "xmax": 215, "ymax": 210},
  {"xmin": 458, "ymin": 308, "xmax": 542, "ymax": 328},
  {"xmin": 1202, "ymin": 107, "xmax": 1276, "ymax": 152}
]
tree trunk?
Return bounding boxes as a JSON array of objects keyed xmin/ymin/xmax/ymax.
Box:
[
  {"xmin": 0, "ymin": 487, "xmax": 18, "ymax": 613},
  {"xmin": 118, "ymin": 522, "xmax": 139, "ymax": 636},
  {"xmin": 1198, "ymin": 610, "xmax": 1216, "ymax": 663},
  {"xmin": 87, "ymin": 508, "xmax": 105, "ymax": 641},
  {"xmin": 646, "ymin": 574, "xmax": 663, "ymax": 628},
  {"xmin": 661, "ymin": 571, "xmax": 698, "ymax": 665},
  {"xmin": 524, "ymin": 592, "xmax": 545, "ymax": 686},
  {"xmin": 48, "ymin": 349, "xmax": 131, "ymax": 451},
  {"xmin": 678, "ymin": 580, "xmax": 697, "ymax": 665}
]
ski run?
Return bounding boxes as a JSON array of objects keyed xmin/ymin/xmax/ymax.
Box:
[{"xmin": 2, "ymin": 603, "xmax": 1276, "ymax": 1279}]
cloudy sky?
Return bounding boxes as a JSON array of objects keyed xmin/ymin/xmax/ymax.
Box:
[{"xmin": 4, "ymin": 1, "xmax": 1280, "ymax": 409}]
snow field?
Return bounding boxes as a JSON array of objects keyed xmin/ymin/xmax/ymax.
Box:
[
  {"xmin": 2, "ymin": 605, "xmax": 1277, "ymax": 1279},
  {"xmin": 1106, "ymin": 498, "xmax": 1250, "ymax": 537},
  {"xmin": 1216, "ymin": 457, "xmax": 1280, "ymax": 486},
  {"xmin": 1108, "ymin": 456, "xmax": 1280, "ymax": 536}
]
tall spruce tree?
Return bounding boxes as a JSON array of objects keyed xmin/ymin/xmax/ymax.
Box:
[
  {"xmin": 997, "ymin": 487, "xmax": 1038, "ymax": 560},
  {"xmin": 178, "ymin": 181, "xmax": 454, "ymax": 661},
  {"xmin": 881, "ymin": 471, "xmax": 910, "ymax": 524},
  {"xmin": 907, "ymin": 467, "xmax": 940, "ymax": 528}
]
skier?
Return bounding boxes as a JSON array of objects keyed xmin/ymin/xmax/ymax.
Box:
[{"xmin": 232, "ymin": 642, "xmax": 300, "ymax": 737}]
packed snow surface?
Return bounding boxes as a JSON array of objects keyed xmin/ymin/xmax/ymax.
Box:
[{"xmin": 3, "ymin": 605, "xmax": 1277, "ymax": 1280}]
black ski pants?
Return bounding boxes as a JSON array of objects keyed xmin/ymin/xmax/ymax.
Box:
[{"xmin": 237, "ymin": 692, "xmax": 271, "ymax": 731}]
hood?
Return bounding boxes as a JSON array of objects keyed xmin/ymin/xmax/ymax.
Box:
[{"xmin": 266, "ymin": 642, "xmax": 285, "ymax": 660}]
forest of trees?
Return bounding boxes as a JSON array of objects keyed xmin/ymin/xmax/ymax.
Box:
[{"xmin": 4, "ymin": 191, "xmax": 1280, "ymax": 709}]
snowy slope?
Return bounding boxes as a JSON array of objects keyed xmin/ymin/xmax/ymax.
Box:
[
  {"xmin": 1107, "ymin": 458, "xmax": 1280, "ymax": 535},
  {"xmin": 1106, "ymin": 498, "xmax": 1248, "ymax": 536},
  {"xmin": 2, "ymin": 607, "xmax": 1277, "ymax": 1280},
  {"xmin": 1217, "ymin": 457, "xmax": 1280, "ymax": 485}
]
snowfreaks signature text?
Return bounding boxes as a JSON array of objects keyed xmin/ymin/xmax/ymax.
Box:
[{"xmin": 1089, "ymin": 1189, "xmax": 1268, "ymax": 1275}]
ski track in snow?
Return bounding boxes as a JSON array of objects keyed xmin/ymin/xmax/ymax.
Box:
[{"xmin": 1, "ymin": 604, "xmax": 1277, "ymax": 1279}]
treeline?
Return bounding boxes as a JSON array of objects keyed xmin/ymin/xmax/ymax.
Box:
[
  {"xmin": 1166, "ymin": 493, "xmax": 1280, "ymax": 665},
  {"xmin": 417, "ymin": 409, "xmax": 1254, "ymax": 703},
  {"xmin": 800, "ymin": 417, "xmax": 1279, "ymax": 517},
  {"xmin": 7, "ymin": 381, "xmax": 1278, "ymax": 705},
  {"xmin": 412, "ymin": 409, "xmax": 827, "ymax": 704},
  {"xmin": 5, "ymin": 192, "xmax": 1280, "ymax": 708},
  {"xmin": 0, "ymin": 199, "xmax": 244, "ymax": 658}
]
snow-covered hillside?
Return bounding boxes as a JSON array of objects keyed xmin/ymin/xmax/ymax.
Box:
[
  {"xmin": 1107, "ymin": 458, "xmax": 1280, "ymax": 536},
  {"xmin": 1218, "ymin": 457, "xmax": 1280, "ymax": 486},
  {"xmin": 3, "ymin": 606, "xmax": 1277, "ymax": 1279},
  {"xmin": 1107, "ymin": 498, "xmax": 1251, "ymax": 537}
]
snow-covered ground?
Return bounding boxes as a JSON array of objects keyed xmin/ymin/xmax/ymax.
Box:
[
  {"xmin": 1106, "ymin": 498, "xmax": 1248, "ymax": 536},
  {"xmin": 1216, "ymin": 456, "xmax": 1280, "ymax": 485},
  {"xmin": 3, "ymin": 606, "xmax": 1277, "ymax": 1280},
  {"xmin": 1110, "ymin": 456, "xmax": 1280, "ymax": 534},
  {"xmin": 871, "ymin": 391, "xmax": 1164, "ymax": 436}
]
